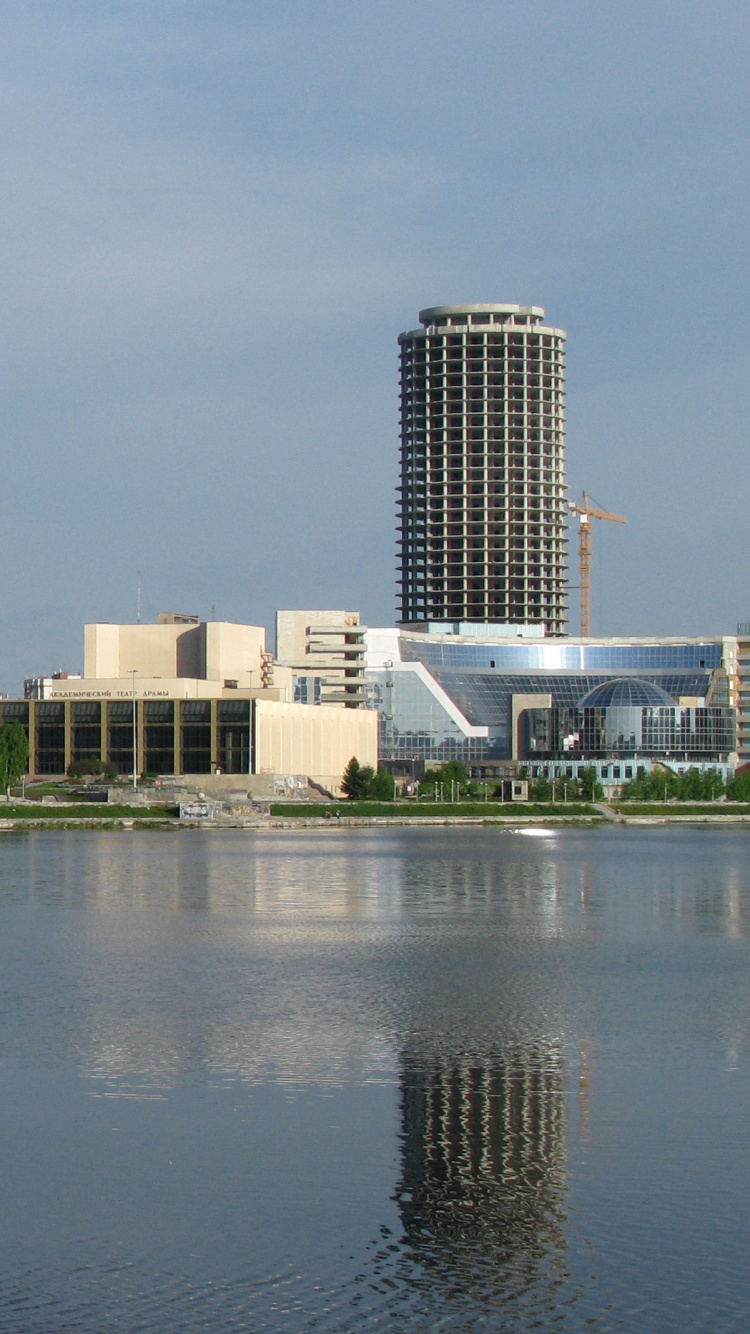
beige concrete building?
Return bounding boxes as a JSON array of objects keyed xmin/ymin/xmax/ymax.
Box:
[
  {"xmin": 83, "ymin": 613, "xmax": 270, "ymax": 689},
  {"xmin": 14, "ymin": 614, "xmax": 377, "ymax": 791},
  {"xmin": 254, "ymin": 699, "xmax": 377, "ymax": 783},
  {"xmin": 275, "ymin": 610, "xmax": 367, "ymax": 707}
]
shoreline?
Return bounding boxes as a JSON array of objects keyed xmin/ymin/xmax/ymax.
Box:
[{"xmin": 3, "ymin": 812, "xmax": 750, "ymax": 831}]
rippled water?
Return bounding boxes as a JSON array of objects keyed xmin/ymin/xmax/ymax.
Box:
[{"xmin": 0, "ymin": 826, "xmax": 749, "ymax": 1332}]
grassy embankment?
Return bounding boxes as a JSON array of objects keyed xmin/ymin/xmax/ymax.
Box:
[
  {"xmin": 609, "ymin": 802, "xmax": 750, "ymax": 816},
  {"xmin": 272, "ymin": 800, "xmax": 750, "ymax": 821},
  {"xmin": 0, "ymin": 804, "xmax": 176, "ymax": 821},
  {"xmin": 270, "ymin": 801, "xmax": 598, "ymax": 818}
]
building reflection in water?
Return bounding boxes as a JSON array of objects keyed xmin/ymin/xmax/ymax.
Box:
[
  {"xmin": 21, "ymin": 831, "xmax": 750, "ymax": 940},
  {"xmin": 394, "ymin": 1038, "xmax": 568, "ymax": 1303},
  {"xmin": 17, "ymin": 831, "xmax": 750, "ymax": 1114},
  {"xmin": 24, "ymin": 830, "xmax": 404, "ymax": 920}
]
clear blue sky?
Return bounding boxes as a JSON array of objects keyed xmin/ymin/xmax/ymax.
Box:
[{"xmin": 1, "ymin": 1, "xmax": 748, "ymax": 688}]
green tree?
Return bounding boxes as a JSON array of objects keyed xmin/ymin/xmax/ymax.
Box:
[
  {"xmin": 340, "ymin": 756, "xmax": 374, "ymax": 800},
  {"xmin": 580, "ymin": 766, "xmax": 604, "ymax": 801},
  {"xmin": 550, "ymin": 775, "xmax": 582, "ymax": 802},
  {"xmin": 675, "ymin": 767, "xmax": 714, "ymax": 800},
  {"xmin": 66, "ymin": 755, "xmax": 119, "ymax": 781},
  {"xmin": 618, "ymin": 766, "xmax": 726, "ymax": 802},
  {"xmin": 727, "ymin": 769, "xmax": 750, "ymax": 801},
  {"xmin": 368, "ymin": 768, "xmax": 395, "ymax": 800},
  {"xmin": 0, "ymin": 722, "xmax": 29, "ymax": 796},
  {"xmin": 67, "ymin": 756, "xmax": 102, "ymax": 778},
  {"xmin": 439, "ymin": 760, "xmax": 469, "ymax": 788},
  {"xmin": 620, "ymin": 766, "xmax": 680, "ymax": 801},
  {"xmin": 418, "ymin": 761, "xmax": 469, "ymax": 799}
]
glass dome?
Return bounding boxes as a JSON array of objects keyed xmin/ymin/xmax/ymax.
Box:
[{"xmin": 577, "ymin": 678, "xmax": 675, "ymax": 709}]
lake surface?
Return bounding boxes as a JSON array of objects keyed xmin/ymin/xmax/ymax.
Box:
[{"xmin": 0, "ymin": 826, "xmax": 748, "ymax": 1332}]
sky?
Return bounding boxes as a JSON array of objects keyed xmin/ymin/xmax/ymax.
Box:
[{"xmin": 1, "ymin": 0, "xmax": 749, "ymax": 690}]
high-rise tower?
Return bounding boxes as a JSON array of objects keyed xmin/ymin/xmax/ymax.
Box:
[{"xmin": 397, "ymin": 304, "xmax": 567, "ymax": 634}]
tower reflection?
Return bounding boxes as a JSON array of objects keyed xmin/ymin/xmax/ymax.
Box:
[{"xmin": 395, "ymin": 1039, "xmax": 567, "ymax": 1296}]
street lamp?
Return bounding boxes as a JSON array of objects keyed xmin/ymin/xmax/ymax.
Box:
[{"xmin": 129, "ymin": 669, "xmax": 139, "ymax": 791}]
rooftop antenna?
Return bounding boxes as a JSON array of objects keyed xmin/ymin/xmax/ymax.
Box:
[{"xmin": 137, "ymin": 572, "xmax": 142, "ymax": 625}]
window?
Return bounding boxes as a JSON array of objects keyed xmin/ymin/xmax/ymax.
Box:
[
  {"xmin": 144, "ymin": 701, "xmax": 174, "ymax": 775},
  {"xmin": 72, "ymin": 700, "xmax": 101, "ymax": 762},
  {"xmin": 1, "ymin": 702, "xmax": 29, "ymax": 724},
  {"xmin": 181, "ymin": 700, "xmax": 212, "ymax": 774},
  {"xmin": 36, "ymin": 702, "xmax": 65, "ymax": 774},
  {"xmin": 217, "ymin": 700, "xmax": 251, "ymax": 772},
  {"xmin": 108, "ymin": 701, "xmax": 134, "ymax": 775}
]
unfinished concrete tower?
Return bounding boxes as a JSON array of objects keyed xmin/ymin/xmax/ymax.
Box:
[{"xmin": 397, "ymin": 304, "xmax": 567, "ymax": 634}]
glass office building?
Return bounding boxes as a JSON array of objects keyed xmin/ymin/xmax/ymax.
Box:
[
  {"xmin": 368, "ymin": 667, "xmax": 496, "ymax": 768},
  {"xmin": 369, "ymin": 630, "xmax": 735, "ymax": 774},
  {"xmin": 524, "ymin": 678, "xmax": 734, "ymax": 768}
]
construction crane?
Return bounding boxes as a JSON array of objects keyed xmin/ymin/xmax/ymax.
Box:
[{"xmin": 569, "ymin": 491, "xmax": 626, "ymax": 637}]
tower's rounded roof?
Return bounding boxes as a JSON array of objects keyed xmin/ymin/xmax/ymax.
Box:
[
  {"xmin": 577, "ymin": 678, "xmax": 675, "ymax": 708},
  {"xmin": 419, "ymin": 303, "xmax": 546, "ymax": 324}
]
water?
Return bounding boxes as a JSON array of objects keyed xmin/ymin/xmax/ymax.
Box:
[{"xmin": 0, "ymin": 826, "xmax": 748, "ymax": 1332}]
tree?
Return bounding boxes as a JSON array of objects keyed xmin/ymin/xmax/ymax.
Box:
[
  {"xmin": 418, "ymin": 761, "xmax": 469, "ymax": 798},
  {"xmin": 438, "ymin": 761, "xmax": 468, "ymax": 787},
  {"xmin": 340, "ymin": 756, "xmax": 374, "ymax": 800},
  {"xmin": 727, "ymin": 769, "xmax": 750, "ymax": 801},
  {"xmin": 368, "ymin": 768, "xmax": 395, "ymax": 800},
  {"xmin": 0, "ymin": 722, "xmax": 29, "ymax": 796},
  {"xmin": 67, "ymin": 756, "xmax": 119, "ymax": 781},
  {"xmin": 620, "ymin": 765, "xmax": 725, "ymax": 802},
  {"xmin": 67, "ymin": 756, "xmax": 101, "ymax": 778},
  {"xmin": 620, "ymin": 765, "xmax": 674, "ymax": 801},
  {"xmin": 580, "ymin": 766, "xmax": 604, "ymax": 801},
  {"xmin": 678, "ymin": 767, "xmax": 719, "ymax": 801},
  {"xmin": 552, "ymin": 775, "xmax": 582, "ymax": 801}
]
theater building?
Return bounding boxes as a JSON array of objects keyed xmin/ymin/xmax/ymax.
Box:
[{"xmin": 9, "ymin": 614, "xmax": 377, "ymax": 789}]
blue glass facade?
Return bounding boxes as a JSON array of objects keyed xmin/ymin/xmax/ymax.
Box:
[
  {"xmin": 373, "ymin": 667, "xmax": 720, "ymax": 765},
  {"xmin": 372, "ymin": 635, "xmax": 731, "ymax": 767},
  {"xmin": 526, "ymin": 703, "xmax": 735, "ymax": 762},
  {"xmin": 369, "ymin": 671, "xmax": 496, "ymax": 765},
  {"xmin": 577, "ymin": 679, "xmax": 675, "ymax": 707},
  {"xmin": 436, "ymin": 670, "xmax": 715, "ymax": 758},
  {"xmin": 373, "ymin": 656, "xmax": 731, "ymax": 768},
  {"xmin": 403, "ymin": 636, "xmax": 723, "ymax": 672}
]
